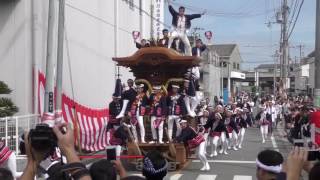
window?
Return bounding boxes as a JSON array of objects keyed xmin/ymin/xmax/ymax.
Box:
[
  {"xmin": 237, "ymin": 63, "xmax": 240, "ymax": 70},
  {"xmin": 233, "ymin": 62, "xmax": 236, "ymax": 69}
]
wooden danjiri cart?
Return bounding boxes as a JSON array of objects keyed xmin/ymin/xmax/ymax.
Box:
[{"xmin": 113, "ymin": 47, "xmax": 200, "ymax": 171}]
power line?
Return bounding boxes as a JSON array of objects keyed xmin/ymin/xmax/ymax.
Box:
[
  {"xmin": 287, "ymin": 0, "xmax": 305, "ymax": 39},
  {"xmin": 171, "ymin": 1, "xmax": 274, "ymax": 18},
  {"xmin": 65, "ymin": 1, "xmax": 171, "ymax": 38}
]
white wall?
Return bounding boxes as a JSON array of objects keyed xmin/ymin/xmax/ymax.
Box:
[
  {"xmin": 0, "ymin": 0, "xmax": 33, "ymax": 115},
  {"xmin": 0, "ymin": 0, "xmax": 153, "ymax": 114}
]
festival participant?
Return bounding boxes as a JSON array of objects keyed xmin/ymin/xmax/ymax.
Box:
[
  {"xmin": 175, "ymin": 119, "xmax": 210, "ymax": 171},
  {"xmin": 183, "ymin": 78, "xmax": 196, "ymax": 117},
  {"xmin": 158, "ymin": 29, "xmax": 169, "ymax": 47},
  {"xmin": 256, "ymin": 149, "xmax": 284, "ymax": 180},
  {"xmin": 117, "ymin": 79, "xmax": 137, "ymax": 119},
  {"xmin": 259, "ymin": 110, "xmax": 270, "ymax": 144},
  {"xmin": 225, "ymin": 109, "xmax": 239, "ymax": 151},
  {"xmin": 130, "ymin": 84, "xmax": 148, "ymax": 143},
  {"xmin": 235, "ymin": 108, "xmax": 247, "ymax": 149},
  {"xmin": 108, "ymin": 93, "xmax": 123, "ymax": 130},
  {"xmin": 192, "ymin": 39, "xmax": 207, "ymax": 57},
  {"xmin": 136, "ymin": 39, "xmax": 150, "ymax": 49},
  {"xmin": 149, "ymin": 86, "xmax": 167, "ymax": 144},
  {"xmin": 266, "ymin": 101, "xmax": 276, "ymax": 134},
  {"xmin": 198, "ymin": 110, "xmax": 210, "ymax": 151},
  {"xmin": 310, "ymin": 108, "xmax": 320, "ymax": 147},
  {"xmin": 206, "ymin": 105, "xmax": 227, "ymax": 157},
  {"xmin": 167, "ymin": 0, "xmax": 205, "ymax": 56},
  {"xmin": 167, "ymin": 84, "xmax": 185, "ymax": 139},
  {"xmin": 0, "ymin": 140, "xmax": 17, "ymax": 178},
  {"xmin": 108, "ymin": 124, "xmax": 128, "ymax": 160}
]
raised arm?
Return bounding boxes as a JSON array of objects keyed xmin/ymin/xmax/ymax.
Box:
[
  {"xmin": 186, "ymin": 14, "xmax": 202, "ymax": 20},
  {"xmin": 169, "ymin": 5, "xmax": 178, "ymax": 16}
]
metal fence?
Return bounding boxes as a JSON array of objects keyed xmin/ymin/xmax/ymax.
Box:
[{"xmin": 0, "ymin": 114, "xmax": 39, "ymax": 153}]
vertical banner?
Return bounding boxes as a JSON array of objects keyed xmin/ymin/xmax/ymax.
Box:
[{"xmin": 152, "ymin": 0, "xmax": 164, "ymax": 40}]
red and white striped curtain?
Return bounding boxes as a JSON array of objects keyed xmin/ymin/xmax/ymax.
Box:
[{"xmin": 38, "ymin": 71, "xmax": 109, "ymax": 152}]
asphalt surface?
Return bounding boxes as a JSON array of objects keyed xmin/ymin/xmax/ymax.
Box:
[
  {"xmin": 16, "ymin": 122, "xmax": 296, "ymax": 180},
  {"xmin": 127, "ymin": 125, "xmax": 294, "ymax": 180}
]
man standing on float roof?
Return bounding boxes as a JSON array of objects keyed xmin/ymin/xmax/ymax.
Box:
[{"xmin": 167, "ymin": 0, "xmax": 205, "ymax": 56}]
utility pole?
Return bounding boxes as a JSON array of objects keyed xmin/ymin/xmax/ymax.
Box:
[
  {"xmin": 277, "ymin": 0, "xmax": 289, "ymax": 98},
  {"xmin": 55, "ymin": 0, "xmax": 65, "ymax": 123},
  {"xmin": 298, "ymin": 44, "xmax": 304, "ymax": 62},
  {"xmin": 43, "ymin": 0, "xmax": 56, "ymax": 126},
  {"xmin": 282, "ymin": 0, "xmax": 289, "ymax": 95},
  {"xmin": 314, "ymin": 0, "xmax": 320, "ymax": 107}
]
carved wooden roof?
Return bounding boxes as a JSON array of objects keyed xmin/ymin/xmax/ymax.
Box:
[
  {"xmin": 112, "ymin": 47, "xmax": 200, "ymax": 85},
  {"xmin": 113, "ymin": 47, "xmax": 200, "ymax": 67}
]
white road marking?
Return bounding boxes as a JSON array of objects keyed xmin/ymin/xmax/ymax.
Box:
[
  {"xmin": 196, "ymin": 174, "xmax": 217, "ymax": 180},
  {"xmin": 270, "ymin": 135, "xmax": 280, "ymax": 152},
  {"xmin": 233, "ymin": 175, "xmax": 252, "ymax": 180},
  {"xmin": 168, "ymin": 173, "xmax": 183, "ymax": 180},
  {"xmin": 192, "ymin": 160, "xmax": 256, "ymax": 164}
]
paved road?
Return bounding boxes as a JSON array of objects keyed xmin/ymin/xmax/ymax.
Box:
[
  {"xmin": 127, "ymin": 126, "xmax": 293, "ymax": 180},
  {"xmin": 16, "ymin": 124, "xmax": 294, "ymax": 180}
]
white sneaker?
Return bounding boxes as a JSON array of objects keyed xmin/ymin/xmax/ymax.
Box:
[
  {"xmin": 262, "ymin": 139, "xmax": 265, "ymax": 144},
  {"xmin": 141, "ymin": 140, "xmax": 146, "ymax": 143},
  {"xmin": 149, "ymin": 141, "xmax": 156, "ymax": 144},
  {"xmin": 219, "ymin": 149, "xmax": 223, "ymax": 154},
  {"xmin": 200, "ymin": 166, "xmax": 207, "ymax": 171},
  {"xmin": 210, "ymin": 151, "xmax": 218, "ymax": 157},
  {"xmin": 238, "ymin": 145, "xmax": 242, "ymax": 149},
  {"xmin": 159, "ymin": 141, "xmax": 164, "ymax": 144},
  {"xmin": 205, "ymin": 163, "xmax": 210, "ymax": 171},
  {"xmin": 233, "ymin": 146, "xmax": 238, "ymax": 151},
  {"xmin": 223, "ymin": 151, "xmax": 229, "ymax": 155},
  {"xmin": 227, "ymin": 146, "xmax": 231, "ymax": 150}
]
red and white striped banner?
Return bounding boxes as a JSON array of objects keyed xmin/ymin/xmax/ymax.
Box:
[{"xmin": 38, "ymin": 71, "xmax": 109, "ymax": 152}]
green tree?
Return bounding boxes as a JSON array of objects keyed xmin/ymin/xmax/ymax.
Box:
[{"xmin": 0, "ymin": 81, "xmax": 18, "ymax": 117}]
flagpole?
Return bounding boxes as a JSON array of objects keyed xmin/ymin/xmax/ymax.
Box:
[
  {"xmin": 55, "ymin": 0, "xmax": 65, "ymax": 123},
  {"xmin": 43, "ymin": 0, "xmax": 56, "ymax": 126}
]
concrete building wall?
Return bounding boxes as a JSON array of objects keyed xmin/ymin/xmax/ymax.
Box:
[
  {"xmin": 0, "ymin": 0, "xmax": 33, "ymax": 115},
  {"xmin": 201, "ymin": 47, "xmax": 221, "ymax": 99},
  {"xmin": 0, "ymin": 0, "xmax": 153, "ymax": 115}
]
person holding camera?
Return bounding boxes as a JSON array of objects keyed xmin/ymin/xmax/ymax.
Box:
[{"xmin": 20, "ymin": 123, "xmax": 91, "ymax": 180}]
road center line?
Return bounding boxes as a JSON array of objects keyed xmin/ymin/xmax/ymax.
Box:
[
  {"xmin": 271, "ymin": 134, "xmax": 280, "ymax": 152},
  {"xmin": 192, "ymin": 160, "xmax": 256, "ymax": 164}
]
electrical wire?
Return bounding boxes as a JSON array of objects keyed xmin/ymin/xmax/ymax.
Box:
[
  {"xmin": 171, "ymin": 1, "xmax": 274, "ymax": 18},
  {"xmin": 287, "ymin": 0, "xmax": 304, "ymax": 39},
  {"xmin": 288, "ymin": 0, "xmax": 300, "ymax": 31}
]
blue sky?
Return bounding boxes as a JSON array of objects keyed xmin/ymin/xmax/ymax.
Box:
[{"xmin": 164, "ymin": 0, "xmax": 316, "ymax": 70}]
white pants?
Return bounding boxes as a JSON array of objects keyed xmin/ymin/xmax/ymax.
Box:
[
  {"xmin": 168, "ymin": 30, "xmax": 192, "ymax": 56},
  {"xmin": 203, "ymin": 133, "xmax": 210, "ymax": 151},
  {"xmin": 260, "ymin": 125, "xmax": 268, "ymax": 141},
  {"xmin": 168, "ymin": 115, "xmax": 181, "ymax": 139},
  {"xmin": 228, "ymin": 130, "xmax": 238, "ymax": 148},
  {"xmin": 196, "ymin": 141, "xmax": 208, "ymax": 167},
  {"xmin": 151, "ymin": 116, "xmax": 164, "ymax": 142},
  {"xmin": 133, "ymin": 112, "xmax": 145, "ymax": 142},
  {"xmin": 211, "ymin": 132, "xmax": 227, "ymax": 153},
  {"xmin": 238, "ymin": 128, "xmax": 246, "ymax": 147},
  {"xmin": 2, "ymin": 153, "xmax": 17, "ymax": 178}
]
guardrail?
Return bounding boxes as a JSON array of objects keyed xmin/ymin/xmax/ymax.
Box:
[{"xmin": 0, "ymin": 114, "xmax": 39, "ymax": 153}]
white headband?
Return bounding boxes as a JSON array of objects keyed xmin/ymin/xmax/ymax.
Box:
[{"xmin": 256, "ymin": 159, "xmax": 282, "ymax": 173}]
